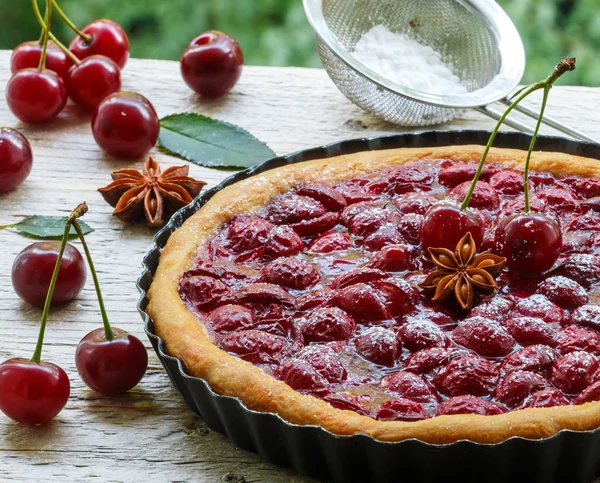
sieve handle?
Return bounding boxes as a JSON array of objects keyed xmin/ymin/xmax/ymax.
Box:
[
  {"xmin": 474, "ymin": 105, "xmax": 540, "ymax": 136},
  {"xmin": 497, "ymin": 98, "xmax": 600, "ymax": 143}
]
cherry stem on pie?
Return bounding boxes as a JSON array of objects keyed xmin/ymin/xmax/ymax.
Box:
[
  {"xmin": 460, "ymin": 58, "xmax": 576, "ymax": 211},
  {"xmin": 50, "ymin": 0, "xmax": 92, "ymax": 43},
  {"xmin": 32, "ymin": 0, "xmax": 80, "ymax": 65},
  {"xmin": 523, "ymin": 85, "xmax": 551, "ymax": 213},
  {"xmin": 71, "ymin": 215, "xmax": 114, "ymax": 340},
  {"xmin": 31, "ymin": 210, "xmax": 71, "ymax": 363},
  {"xmin": 36, "ymin": 0, "xmax": 51, "ymax": 71}
]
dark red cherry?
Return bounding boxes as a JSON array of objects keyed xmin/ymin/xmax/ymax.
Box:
[
  {"xmin": 495, "ymin": 213, "xmax": 562, "ymax": 275},
  {"xmin": 375, "ymin": 398, "xmax": 430, "ymax": 422},
  {"xmin": 69, "ymin": 19, "xmax": 130, "ymax": 68},
  {"xmin": 66, "ymin": 55, "xmax": 121, "ymax": 110},
  {"xmin": 11, "ymin": 242, "xmax": 86, "ymax": 307},
  {"xmin": 421, "ymin": 202, "xmax": 484, "ymax": 251},
  {"xmin": 91, "ymin": 92, "xmax": 159, "ymax": 158},
  {"xmin": 0, "ymin": 358, "xmax": 70, "ymax": 424},
  {"xmin": 436, "ymin": 395, "xmax": 505, "ymax": 416},
  {"xmin": 10, "ymin": 41, "xmax": 72, "ymax": 79},
  {"xmin": 181, "ymin": 31, "xmax": 243, "ymax": 98},
  {"xmin": 6, "ymin": 68, "xmax": 67, "ymax": 123},
  {"xmin": 0, "ymin": 127, "xmax": 33, "ymax": 193},
  {"xmin": 75, "ymin": 328, "xmax": 148, "ymax": 395}
]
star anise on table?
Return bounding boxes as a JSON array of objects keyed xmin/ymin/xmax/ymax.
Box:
[
  {"xmin": 419, "ymin": 232, "xmax": 506, "ymax": 310},
  {"xmin": 98, "ymin": 157, "xmax": 206, "ymax": 228}
]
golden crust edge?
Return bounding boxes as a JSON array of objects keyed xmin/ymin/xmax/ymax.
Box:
[{"xmin": 147, "ymin": 144, "xmax": 600, "ymax": 445}]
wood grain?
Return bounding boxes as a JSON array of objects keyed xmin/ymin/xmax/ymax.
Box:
[{"xmin": 0, "ymin": 49, "xmax": 599, "ymax": 482}]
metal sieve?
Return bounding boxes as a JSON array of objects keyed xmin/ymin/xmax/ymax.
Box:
[{"xmin": 303, "ymin": 0, "xmax": 597, "ymax": 142}]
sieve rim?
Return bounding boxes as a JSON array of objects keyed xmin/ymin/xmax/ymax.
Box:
[{"xmin": 303, "ymin": 0, "xmax": 526, "ymax": 108}]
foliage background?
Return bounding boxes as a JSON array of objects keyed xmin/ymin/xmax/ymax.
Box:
[{"xmin": 1, "ymin": 0, "xmax": 597, "ymax": 86}]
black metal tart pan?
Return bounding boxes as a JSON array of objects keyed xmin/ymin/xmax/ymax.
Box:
[{"xmin": 137, "ymin": 130, "xmax": 600, "ymax": 483}]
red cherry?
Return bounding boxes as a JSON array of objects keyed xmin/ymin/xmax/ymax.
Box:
[
  {"xmin": 66, "ymin": 55, "xmax": 121, "ymax": 110},
  {"xmin": 0, "ymin": 127, "xmax": 33, "ymax": 193},
  {"xmin": 262, "ymin": 257, "xmax": 320, "ymax": 290},
  {"xmin": 69, "ymin": 19, "xmax": 130, "ymax": 69},
  {"xmin": 219, "ymin": 329, "xmax": 288, "ymax": 364},
  {"xmin": 0, "ymin": 358, "xmax": 70, "ymax": 425},
  {"xmin": 267, "ymin": 194, "xmax": 326, "ymax": 224},
  {"xmin": 380, "ymin": 371, "xmax": 439, "ymax": 404},
  {"xmin": 295, "ymin": 181, "xmax": 347, "ymax": 212},
  {"xmin": 207, "ymin": 304, "xmax": 255, "ymax": 334},
  {"xmin": 91, "ymin": 92, "xmax": 159, "ymax": 158},
  {"xmin": 10, "ymin": 41, "xmax": 72, "ymax": 79},
  {"xmin": 448, "ymin": 180, "xmax": 500, "ymax": 210},
  {"xmin": 263, "ymin": 226, "xmax": 304, "ymax": 259},
  {"xmin": 11, "ymin": 242, "xmax": 86, "ymax": 307},
  {"xmin": 296, "ymin": 345, "xmax": 347, "ymax": 383},
  {"xmin": 495, "ymin": 213, "xmax": 562, "ymax": 275},
  {"xmin": 6, "ymin": 68, "xmax": 67, "ymax": 123},
  {"xmin": 180, "ymin": 275, "xmax": 231, "ymax": 312},
  {"xmin": 375, "ymin": 398, "xmax": 430, "ymax": 422},
  {"xmin": 436, "ymin": 395, "xmax": 505, "ymax": 416},
  {"xmin": 421, "ymin": 202, "xmax": 484, "ymax": 251},
  {"xmin": 301, "ymin": 307, "xmax": 356, "ymax": 343},
  {"xmin": 273, "ymin": 359, "xmax": 329, "ymax": 395},
  {"xmin": 75, "ymin": 328, "xmax": 148, "ymax": 396},
  {"xmin": 181, "ymin": 31, "xmax": 243, "ymax": 98}
]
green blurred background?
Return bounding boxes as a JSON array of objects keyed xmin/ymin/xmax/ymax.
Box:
[{"xmin": 1, "ymin": 0, "xmax": 598, "ymax": 86}]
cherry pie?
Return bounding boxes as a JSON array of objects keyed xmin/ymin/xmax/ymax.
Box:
[{"xmin": 147, "ymin": 145, "xmax": 600, "ymax": 444}]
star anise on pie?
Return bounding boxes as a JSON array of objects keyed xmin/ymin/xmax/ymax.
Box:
[
  {"xmin": 98, "ymin": 157, "xmax": 206, "ymax": 228},
  {"xmin": 419, "ymin": 232, "xmax": 506, "ymax": 310}
]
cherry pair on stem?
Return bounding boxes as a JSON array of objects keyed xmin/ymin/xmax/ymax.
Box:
[
  {"xmin": 421, "ymin": 59, "xmax": 575, "ymax": 276},
  {"xmin": 7, "ymin": 0, "xmax": 128, "ymax": 122},
  {"xmin": 0, "ymin": 204, "xmax": 147, "ymax": 425}
]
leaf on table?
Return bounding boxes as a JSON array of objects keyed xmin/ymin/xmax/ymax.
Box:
[
  {"xmin": 158, "ymin": 112, "xmax": 276, "ymax": 169},
  {"xmin": 0, "ymin": 215, "xmax": 94, "ymax": 239}
]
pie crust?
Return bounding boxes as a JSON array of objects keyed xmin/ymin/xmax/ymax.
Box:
[{"xmin": 147, "ymin": 144, "xmax": 600, "ymax": 445}]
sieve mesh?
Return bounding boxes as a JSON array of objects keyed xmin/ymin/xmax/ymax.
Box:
[{"xmin": 305, "ymin": 0, "xmax": 524, "ymax": 126}]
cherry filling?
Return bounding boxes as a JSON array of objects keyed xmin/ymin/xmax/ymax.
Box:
[{"xmin": 179, "ymin": 159, "xmax": 600, "ymax": 421}]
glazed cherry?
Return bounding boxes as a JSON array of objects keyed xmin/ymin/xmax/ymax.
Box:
[
  {"xmin": 0, "ymin": 358, "xmax": 70, "ymax": 424},
  {"xmin": 495, "ymin": 213, "xmax": 562, "ymax": 275},
  {"xmin": 91, "ymin": 92, "xmax": 159, "ymax": 158},
  {"xmin": 66, "ymin": 55, "xmax": 121, "ymax": 110},
  {"xmin": 69, "ymin": 19, "xmax": 130, "ymax": 69},
  {"xmin": 0, "ymin": 127, "xmax": 33, "ymax": 193},
  {"xmin": 6, "ymin": 68, "xmax": 67, "ymax": 123},
  {"xmin": 11, "ymin": 242, "xmax": 86, "ymax": 307},
  {"xmin": 181, "ymin": 31, "xmax": 244, "ymax": 98},
  {"xmin": 421, "ymin": 202, "xmax": 484, "ymax": 251},
  {"xmin": 75, "ymin": 328, "xmax": 148, "ymax": 396},
  {"xmin": 10, "ymin": 41, "xmax": 72, "ymax": 79}
]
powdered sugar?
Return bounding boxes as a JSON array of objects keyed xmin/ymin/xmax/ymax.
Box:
[{"xmin": 352, "ymin": 25, "xmax": 468, "ymax": 96}]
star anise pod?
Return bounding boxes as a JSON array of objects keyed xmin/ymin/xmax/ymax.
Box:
[
  {"xmin": 98, "ymin": 157, "xmax": 206, "ymax": 228},
  {"xmin": 419, "ymin": 232, "xmax": 506, "ymax": 310}
]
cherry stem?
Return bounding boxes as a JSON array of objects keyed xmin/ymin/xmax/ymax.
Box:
[
  {"xmin": 523, "ymin": 85, "xmax": 550, "ymax": 212},
  {"xmin": 37, "ymin": 0, "xmax": 51, "ymax": 71},
  {"xmin": 31, "ymin": 214, "xmax": 71, "ymax": 363},
  {"xmin": 71, "ymin": 218, "xmax": 114, "ymax": 340},
  {"xmin": 32, "ymin": 0, "xmax": 80, "ymax": 65},
  {"xmin": 460, "ymin": 58, "xmax": 576, "ymax": 211},
  {"xmin": 37, "ymin": 1, "xmax": 47, "ymax": 44},
  {"xmin": 50, "ymin": 0, "xmax": 92, "ymax": 43}
]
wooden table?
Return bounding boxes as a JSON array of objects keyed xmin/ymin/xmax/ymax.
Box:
[{"xmin": 1, "ymin": 49, "xmax": 599, "ymax": 482}]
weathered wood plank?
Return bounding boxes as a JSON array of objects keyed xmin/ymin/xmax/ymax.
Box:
[{"xmin": 0, "ymin": 49, "xmax": 599, "ymax": 482}]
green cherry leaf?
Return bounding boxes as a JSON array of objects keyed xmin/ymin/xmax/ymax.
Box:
[
  {"xmin": 0, "ymin": 215, "xmax": 94, "ymax": 239},
  {"xmin": 158, "ymin": 112, "xmax": 276, "ymax": 169}
]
